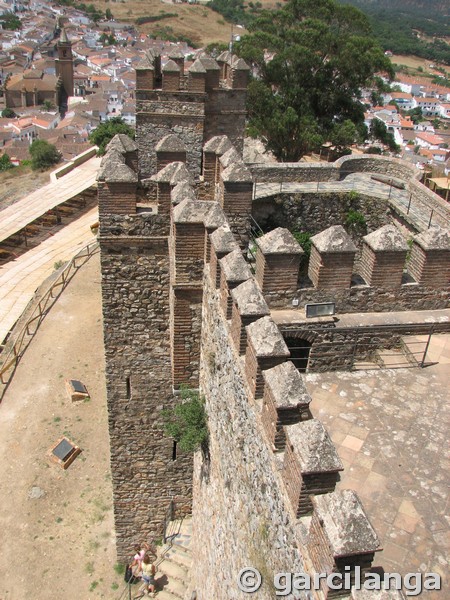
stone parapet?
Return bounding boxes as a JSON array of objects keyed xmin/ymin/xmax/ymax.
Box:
[
  {"xmin": 309, "ymin": 490, "xmax": 381, "ymax": 598},
  {"xmin": 309, "ymin": 225, "xmax": 357, "ymax": 290},
  {"xmin": 261, "ymin": 360, "xmax": 311, "ymax": 450},
  {"xmin": 155, "ymin": 134, "xmax": 187, "ymax": 171},
  {"xmin": 210, "ymin": 225, "xmax": 239, "ymax": 287},
  {"xmin": 219, "ymin": 248, "xmax": 252, "ymax": 318},
  {"xmin": 255, "ymin": 227, "xmax": 304, "ymax": 295},
  {"xmin": 97, "ymin": 146, "xmax": 138, "ymax": 217},
  {"xmin": 219, "ymin": 162, "xmax": 253, "ymax": 246},
  {"xmin": 283, "ymin": 419, "xmax": 343, "ymax": 517},
  {"xmin": 230, "ymin": 279, "xmax": 270, "ymax": 355},
  {"xmin": 360, "ymin": 225, "xmax": 408, "ymax": 288},
  {"xmin": 245, "ymin": 316, "xmax": 290, "ymax": 400},
  {"xmin": 408, "ymin": 225, "xmax": 450, "ymax": 287}
]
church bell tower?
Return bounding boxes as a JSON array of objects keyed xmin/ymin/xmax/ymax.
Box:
[{"xmin": 55, "ymin": 27, "xmax": 74, "ymax": 102}]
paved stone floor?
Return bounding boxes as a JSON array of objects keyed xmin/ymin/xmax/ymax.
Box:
[{"xmin": 305, "ymin": 334, "xmax": 450, "ymax": 598}]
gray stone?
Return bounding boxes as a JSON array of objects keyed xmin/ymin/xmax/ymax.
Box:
[
  {"xmin": 97, "ymin": 149, "xmax": 138, "ymax": 183},
  {"xmin": 246, "ymin": 316, "xmax": 290, "ymax": 358},
  {"xmin": 231, "ymin": 57, "xmax": 250, "ymax": 71},
  {"xmin": 414, "ymin": 225, "xmax": 450, "ymax": 251},
  {"xmin": 231, "ymin": 279, "xmax": 269, "ymax": 317},
  {"xmin": 168, "ymin": 47, "xmax": 185, "ymax": 60},
  {"xmin": 28, "ymin": 486, "xmax": 45, "ymax": 499},
  {"xmin": 189, "ymin": 59, "xmax": 207, "ymax": 74},
  {"xmin": 219, "ymin": 147, "xmax": 241, "ymax": 169},
  {"xmin": 262, "ymin": 361, "xmax": 311, "ymax": 408},
  {"xmin": 288, "ymin": 420, "xmax": 343, "ymax": 474},
  {"xmin": 163, "ymin": 59, "xmax": 181, "ymax": 73},
  {"xmin": 198, "ymin": 55, "xmax": 221, "ymax": 71},
  {"xmin": 221, "ymin": 162, "xmax": 252, "ymax": 183},
  {"xmin": 363, "ymin": 225, "xmax": 408, "ymax": 251},
  {"xmin": 203, "ymin": 135, "xmax": 232, "ymax": 154},
  {"xmin": 171, "ymin": 182, "xmax": 196, "ymax": 205},
  {"xmin": 210, "ymin": 225, "xmax": 237, "ymax": 254},
  {"xmin": 151, "ymin": 162, "xmax": 194, "ymax": 185},
  {"xmin": 311, "ymin": 225, "xmax": 357, "ymax": 253},
  {"xmin": 313, "ymin": 490, "xmax": 381, "ymax": 557},
  {"xmin": 173, "ymin": 199, "xmax": 210, "ymax": 224},
  {"xmin": 106, "ymin": 134, "xmax": 137, "ymax": 154},
  {"xmin": 216, "ymin": 50, "xmax": 232, "ymax": 64},
  {"xmin": 156, "ymin": 134, "xmax": 186, "ymax": 153},
  {"xmin": 256, "ymin": 227, "xmax": 304, "ymax": 255},
  {"xmin": 204, "ymin": 203, "xmax": 227, "ymax": 229},
  {"xmin": 219, "ymin": 249, "xmax": 252, "ymax": 282}
]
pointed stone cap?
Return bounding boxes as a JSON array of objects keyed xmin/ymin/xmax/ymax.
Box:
[
  {"xmin": 219, "ymin": 248, "xmax": 252, "ymax": 282},
  {"xmin": 231, "ymin": 279, "xmax": 269, "ymax": 317},
  {"xmin": 312, "ymin": 490, "xmax": 381, "ymax": 558},
  {"xmin": 413, "ymin": 225, "xmax": 450, "ymax": 251},
  {"xmin": 171, "ymin": 182, "xmax": 196, "ymax": 206},
  {"xmin": 203, "ymin": 135, "xmax": 232, "ymax": 155},
  {"xmin": 210, "ymin": 225, "xmax": 238, "ymax": 254},
  {"xmin": 147, "ymin": 48, "xmax": 160, "ymax": 60},
  {"xmin": 246, "ymin": 316, "xmax": 290, "ymax": 358},
  {"xmin": 199, "ymin": 55, "xmax": 220, "ymax": 71},
  {"xmin": 136, "ymin": 54, "xmax": 154, "ymax": 70},
  {"xmin": 288, "ymin": 420, "xmax": 343, "ymax": 474},
  {"xmin": 173, "ymin": 199, "xmax": 210, "ymax": 224},
  {"xmin": 231, "ymin": 57, "xmax": 250, "ymax": 71},
  {"xmin": 163, "ymin": 59, "xmax": 181, "ymax": 73},
  {"xmin": 97, "ymin": 149, "xmax": 138, "ymax": 183},
  {"xmin": 311, "ymin": 225, "xmax": 357, "ymax": 253},
  {"xmin": 155, "ymin": 134, "xmax": 186, "ymax": 153},
  {"xmin": 219, "ymin": 147, "xmax": 241, "ymax": 168},
  {"xmin": 222, "ymin": 162, "xmax": 253, "ymax": 183},
  {"xmin": 189, "ymin": 59, "xmax": 207, "ymax": 74},
  {"xmin": 217, "ymin": 50, "xmax": 232, "ymax": 63},
  {"xmin": 363, "ymin": 224, "xmax": 408, "ymax": 252},
  {"xmin": 106, "ymin": 133, "xmax": 137, "ymax": 154},
  {"xmin": 262, "ymin": 361, "xmax": 310, "ymax": 408},
  {"xmin": 59, "ymin": 27, "xmax": 69, "ymax": 44},
  {"xmin": 151, "ymin": 161, "xmax": 194, "ymax": 185},
  {"xmin": 168, "ymin": 47, "xmax": 185, "ymax": 60},
  {"xmin": 256, "ymin": 228, "xmax": 304, "ymax": 255},
  {"xmin": 204, "ymin": 203, "xmax": 227, "ymax": 229}
]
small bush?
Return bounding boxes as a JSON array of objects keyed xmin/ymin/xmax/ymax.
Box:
[
  {"xmin": 29, "ymin": 140, "xmax": 61, "ymax": 170},
  {"xmin": 345, "ymin": 210, "xmax": 366, "ymax": 228},
  {"xmin": 0, "ymin": 153, "xmax": 14, "ymax": 172},
  {"xmin": 162, "ymin": 386, "xmax": 208, "ymax": 454}
]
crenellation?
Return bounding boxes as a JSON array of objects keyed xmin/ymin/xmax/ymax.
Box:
[{"xmin": 230, "ymin": 278, "xmax": 270, "ymax": 355}]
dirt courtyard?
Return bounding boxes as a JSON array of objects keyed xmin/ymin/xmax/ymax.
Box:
[{"xmin": 0, "ymin": 253, "xmax": 127, "ymax": 599}]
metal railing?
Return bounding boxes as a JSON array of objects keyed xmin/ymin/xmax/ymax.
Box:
[{"xmin": 0, "ymin": 240, "xmax": 99, "ymax": 401}]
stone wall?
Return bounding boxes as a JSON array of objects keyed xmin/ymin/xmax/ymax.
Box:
[
  {"xmin": 192, "ymin": 268, "xmax": 307, "ymax": 600},
  {"xmin": 99, "ymin": 216, "xmax": 192, "ymax": 561}
]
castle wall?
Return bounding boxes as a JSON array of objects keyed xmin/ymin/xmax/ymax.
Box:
[
  {"xmin": 99, "ymin": 214, "xmax": 192, "ymax": 561},
  {"xmin": 204, "ymin": 89, "xmax": 247, "ymax": 153},
  {"xmin": 192, "ymin": 268, "xmax": 306, "ymax": 600}
]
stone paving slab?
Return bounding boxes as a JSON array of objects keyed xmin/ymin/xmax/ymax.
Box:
[
  {"xmin": 0, "ymin": 207, "xmax": 98, "ymax": 345},
  {"xmin": 305, "ymin": 335, "xmax": 450, "ymax": 599},
  {"xmin": 0, "ymin": 156, "xmax": 101, "ymax": 244}
]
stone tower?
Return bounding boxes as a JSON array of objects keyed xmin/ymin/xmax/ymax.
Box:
[{"xmin": 55, "ymin": 27, "xmax": 74, "ymax": 112}]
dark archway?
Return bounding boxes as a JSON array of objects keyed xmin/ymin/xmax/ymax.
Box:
[{"xmin": 284, "ymin": 337, "xmax": 312, "ymax": 373}]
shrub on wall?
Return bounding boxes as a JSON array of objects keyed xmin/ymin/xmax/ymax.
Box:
[{"xmin": 162, "ymin": 386, "xmax": 209, "ymax": 455}]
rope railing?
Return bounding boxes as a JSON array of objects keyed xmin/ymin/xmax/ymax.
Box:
[{"xmin": 0, "ymin": 239, "xmax": 99, "ymax": 401}]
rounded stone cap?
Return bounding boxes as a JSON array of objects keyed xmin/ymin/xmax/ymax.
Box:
[
  {"xmin": 105, "ymin": 133, "xmax": 137, "ymax": 154},
  {"xmin": 210, "ymin": 225, "xmax": 237, "ymax": 254},
  {"xmin": 189, "ymin": 59, "xmax": 207, "ymax": 74},
  {"xmin": 199, "ymin": 55, "xmax": 220, "ymax": 71},
  {"xmin": 287, "ymin": 419, "xmax": 343, "ymax": 474},
  {"xmin": 151, "ymin": 161, "xmax": 194, "ymax": 185},
  {"xmin": 155, "ymin": 134, "xmax": 186, "ymax": 153},
  {"xmin": 262, "ymin": 361, "xmax": 310, "ymax": 408},
  {"xmin": 163, "ymin": 59, "xmax": 181, "ymax": 73},
  {"xmin": 231, "ymin": 279, "xmax": 269, "ymax": 317},
  {"xmin": 312, "ymin": 490, "xmax": 381, "ymax": 558},
  {"xmin": 168, "ymin": 47, "xmax": 185, "ymax": 60},
  {"xmin": 222, "ymin": 162, "xmax": 252, "ymax": 183},
  {"xmin": 219, "ymin": 249, "xmax": 252, "ymax": 282},
  {"xmin": 363, "ymin": 224, "xmax": 408, "ymax": 252},
  {"xmin": 311, "ymin": 225, "xmax": 357, "ymax": 253},
  {"xmin": 246, "ymin": 316, "xmax": 290, "ymax": 358},
  {"xmin": 203, "ymin": 135, "xmax": 232, "ymax": 155},
  {"xmin": 97, "ymin": 149, "xmax": 137, "ymax": 183},
  {"xmin": 256, "ymin": 228, "xmax": 304, "ymax": 255},
  {"xmin": 413, "ymin": 225, "xmax": 450, "ymax": 251}
]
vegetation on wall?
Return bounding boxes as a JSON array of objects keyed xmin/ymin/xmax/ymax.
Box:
[
  {"xmin": 236, "ymin": 0, "xmax": 393, "ymax": 161},
  {"xmin": 162, "ymin": 387, "xmax": 209, "ymax": 455}
]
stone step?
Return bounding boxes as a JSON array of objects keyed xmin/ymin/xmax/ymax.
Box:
[
  {"xmin": 158, "ymin": 576, "xmax": 186, "ymax": 599},
  {"xmin": 155, "ymin": 590, "xmax": 182, "ymax": 600},
  {"xmin": 164, "ymin": 547, "xmax": 192, "ymax": 569},
  {"xmin": 158, "ymin": 558, "xmax": 189, "ymax": 583}
]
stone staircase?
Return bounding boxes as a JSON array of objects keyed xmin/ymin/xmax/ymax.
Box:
[{"xmin": 153, "ymin": 517, "xmax": 194, "ymax": 600}]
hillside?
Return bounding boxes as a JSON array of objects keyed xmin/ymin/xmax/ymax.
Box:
[{"xmin": 337, "ymin": 0, "xmax": 450, "ymax": 64}]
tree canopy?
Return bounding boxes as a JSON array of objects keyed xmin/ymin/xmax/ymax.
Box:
[
  {"xmin": 236, "ymin": 0, "xmax": 393, "ymax": 161},
  {"xmin": 88, "ymin": 117, "xmax": 135, "ymax": 156},
  {"xmin": 29, "ymin": 140, "xmax": 61, "ymax": 170}
]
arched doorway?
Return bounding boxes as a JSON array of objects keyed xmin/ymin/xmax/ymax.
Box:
[{"xmin": 284, "ymin": 337, "xmax": 312, "ymax": 372}]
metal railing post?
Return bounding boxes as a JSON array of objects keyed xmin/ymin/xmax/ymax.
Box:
[
  {"xmin": 428, "ymin": 209, "xmax": 434, "ymax": 229},
  {"xmin": 420, "ymin": 326, "xmax": 433, "ymax": 368}
]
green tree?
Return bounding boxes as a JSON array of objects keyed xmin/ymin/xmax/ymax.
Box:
[
  {"xmin": 1, "ymin": 108, "xmax": 16, "ymax": 118},
  {"xmin": 105, "ymin": 8, "xmax": 113, "ymax": 19},
  {"xmin": 0, "ymin": 12, "xmax": 22, "ymax": 31},
  {"xmin": 29, "ymin": 140, "xmax": 61, "ymax": 170},
  {"xmin": 88, "ymin": 117, "xmax": 135, "ymax": 155},
  {"xmin": 41, "ymin": 100, "xmax": 55, "ymax": 111},
  {"xmin": 369, "ymin": 118, "xmax": 400, "ymax": 153},
  {"xmin": 236, "ymin": 0, "xmax": 393, "ymax": 161},
  {"xmin": 162, "ymin": 387, "xmax": 208, "ymax": 454},
  {"xmin": 0, "ymin": 153, "xmax": 14, "ymax": 171}
]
